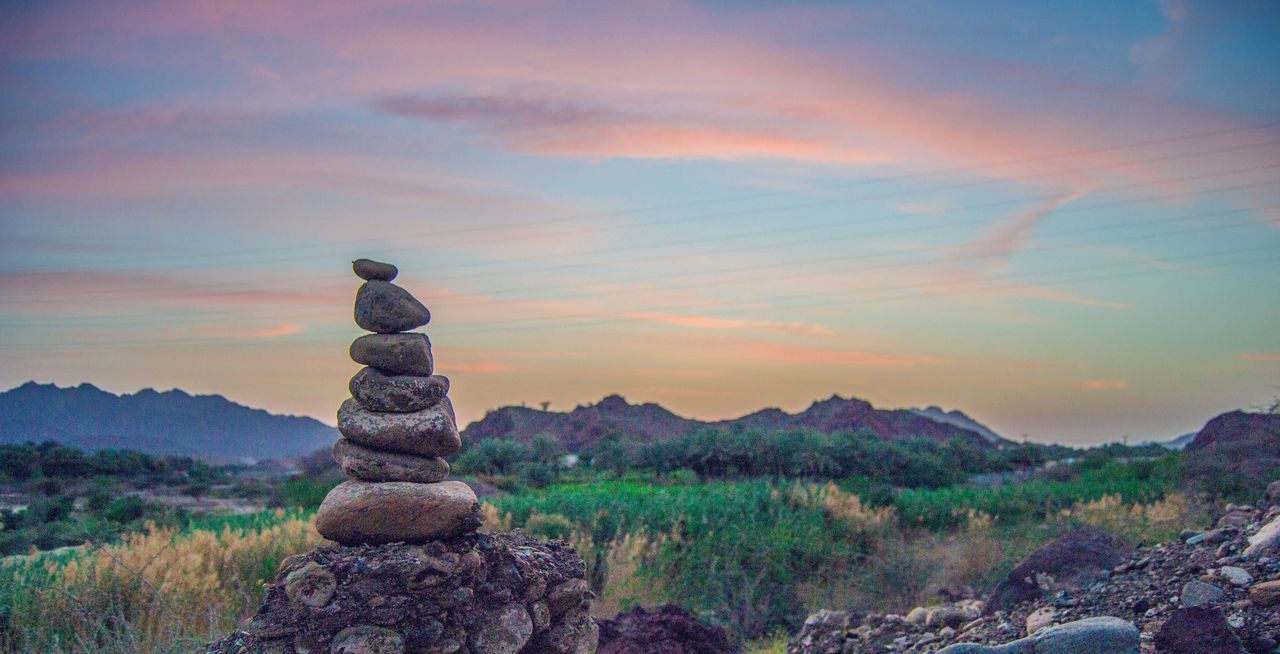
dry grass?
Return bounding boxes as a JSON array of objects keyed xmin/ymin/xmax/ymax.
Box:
[
  {"xmin": 0, "ymin": 511, "xmax": 321, "ymax": 654},
  {"xmin": 1062, "ymin": 491, "xmax": 1199, "ymax": 545}
]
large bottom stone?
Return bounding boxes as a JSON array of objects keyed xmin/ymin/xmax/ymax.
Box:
[
  {"xmin": 332, "ymin": 438, "xmax": 450, "ymax": 483},
  {"xmin": 205, "ymin": 532, "xmax": 598, "ymax": 654},
  {"xmin": 316, "ymin": 480, "xmax": 482, "ymax": 545}
]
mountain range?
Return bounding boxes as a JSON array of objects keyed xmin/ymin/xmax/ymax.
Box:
[
  {"xmin": 462, "ymin": 393, "xmax": 1010, "ymax": 451},
  {"xmin": 0, "ymin": 382, "xmax": 337, "ymax": 462}
]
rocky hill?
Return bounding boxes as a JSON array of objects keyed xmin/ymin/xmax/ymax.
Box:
[
  {"xmin": 463, "ymin": 394, "xmax": 998, "ymax": 451},
  {"xmin": 0, "ymin": 381, "xmax": 337, "ymax": 462},
  {"xmin": 906, "ymin": 406, "xmax": 1006, "ymax": 444},
  {"xmin": 1183, "ymin": 410, "xmax": 1280, "ymax": 478}
]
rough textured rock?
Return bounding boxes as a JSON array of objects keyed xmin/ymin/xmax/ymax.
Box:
[
  {"xmin": 1181, "ymin": 579, "xmax": 1226, "ymax": 607},
  {"xmin": 350, "ymin": 333, "xmax": 434, "ymax": 376},
  {"xmin": 337, "ymin": 397, "xmax": 461, "ymax": 458},
  {"xmin": 352, "ymin": 259, "xmax": 398, "ymax": 282},
  {"xmin": 597, "ymin": 604, "xmax": 739, "ymax": 654},
  {"xmin": 1153, "ymin": 607, "xmax": 1246, "ymax": 654},
  {"xmin": 789, "ymin": 610, "xmax": 859, "ymax": 654},
  {"xmin": 1244, "ymin": 515, "xmax": 1280, "ymax": 558},
  {"xmin": 936, "ymin": 616, "xmax": 1138, "ymax": 654},
  {"xmin": 985, "ymin": 526, "xmax": 1130, "ymax": 613},
  {"xmin": 331, "ymin": 438, "xmax": 450, "ymax": 483},
  {"xmin": 205, "ymin": 532, "xmax": 597, "ymax": 654},
  {"xmin": 1249, "ymin": 579, "xmax": 1280, "ymax": 606},
  {"xmin": 354, "ymin": 281, "xmax": 430, "ymax": 334},
  {"xmin": 349, "ymin": 368, "xmax": 449, "ymax": 413},
  {"xmin": 315, "ymin": 480, "xmax": 481, "ymax": 545}
]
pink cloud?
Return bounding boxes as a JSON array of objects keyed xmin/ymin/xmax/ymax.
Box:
[
  {"xmin": 617, "ymin": 311, "xmax": 833, "ymax": 336},
  {"xmin": 1083, "ymin": 380, "xmax": 1129, "ymax": 390},
  {"xmin": 1241, "ymin": 353, "xmax": 1280, "ymax": 362},
  {"xmin": 196, "ymin": 322, "xmax": 303, "ymax": 339}
]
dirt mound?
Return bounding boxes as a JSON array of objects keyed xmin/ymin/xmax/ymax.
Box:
[
  {"xmin": 597, "ymin": 604, "xmax": 740, "ymax": 654},
  {"xmin": 205, "ymin": 530, "xmax": 597, "ymax": 654}
]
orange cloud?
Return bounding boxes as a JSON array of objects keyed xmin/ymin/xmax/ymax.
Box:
[
  {"xmin": 196, "ymin": 322, "xmax": 303, "ymax": 339},
  {"xmin": 1241, "ymin": 353, "xmax": 1280, "ymax": 362},
  {"xmin": 1083, "ymin": 380, "xmax": 1129, "ymax": 390},
  {"xmin": 618, "ymin": 311, "xmax": 833, "ymax": 336}
]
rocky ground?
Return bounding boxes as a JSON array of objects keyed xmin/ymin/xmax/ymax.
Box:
[{"xmin": 790, "ymin": 490, "xmax": 1280, "ymax": 653}]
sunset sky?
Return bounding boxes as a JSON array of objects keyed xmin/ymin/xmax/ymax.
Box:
[{"xmin": 2, "ymin": 0, "xmax": 1278, "ymax": 444}]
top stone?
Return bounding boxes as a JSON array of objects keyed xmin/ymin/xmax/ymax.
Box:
[{"xmin": 352, "ymin": 258, "xmax": 397, "ymax": 281}]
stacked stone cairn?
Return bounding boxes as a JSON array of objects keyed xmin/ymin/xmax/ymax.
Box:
[
  {"xmin": 315, "ymin": 258, "xmax": 483, "ymax": 544},
  {"xmin": 206, "ymin": 259, "xmax": 598, "ymax": 654}
]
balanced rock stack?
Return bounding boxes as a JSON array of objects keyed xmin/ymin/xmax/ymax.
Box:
[{"xmin": 315, "ymin": 258, "xmax": 483, "ymax": 545}]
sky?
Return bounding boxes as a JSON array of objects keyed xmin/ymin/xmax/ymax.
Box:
[{"xmin": 1, "ymin": 0, "xmax": 1278, "ymax": 445}]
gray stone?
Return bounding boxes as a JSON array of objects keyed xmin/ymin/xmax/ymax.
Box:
[
  {"xmin": 1219, "ymin": 565, "xmax": 1252, "ymax": 586},
  {"xmin": 938, "ymin": 616, "xmax": 1138, "ymax": 654},
  {"xmin": 470, "ymin": 603, "xmax": 533, "ymax": 654},
  {"xmin": 350, "ymin": 333, "xmax": 433, "ymax": 376},
  {"xmin": 315, "ymin": 480, "xmax": 481, "ymax": 545},
  {"xmin": 337, "ymin": 397, "xmax": 461, "ymax": 458},
  {"xmin": 1244, "ymin": 515, "xmax": 1280, "ymax": 557},
  {"xmin": 284, "ymin": 561, "xmax": 337, "ymax": 608},
  {"xmin": 331, "ymin": 625, "xmax": 404, "ymax": 654},
  {"xmin": 353, "ymin": 259, "xmax": 397, "ymax": 282},
  {"xmin": 1181, "ymin": 579, "xmax": 1225, "ymax": 607},
  {"xmin": 332, "ymin": 438, "xmax": 450, "ymax": 483},
  {"xmin": 1025, "ymin": 607, "xmax": 1054, "ymax": 634},
  {"xmin": 349, "ymin": 368, "xmax": 449, "ymax": 413},
  {"xmin": 355, "ymin": 281, "xmax": 429, "ymax": 333},
  {"xmin": 546, "ymin": 579, "xmax": 590, "ymax": 617}
]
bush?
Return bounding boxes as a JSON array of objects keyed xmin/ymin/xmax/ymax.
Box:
[{"xmin": 105, "ymin": 496, "xmax": 146, "ymax": 523}]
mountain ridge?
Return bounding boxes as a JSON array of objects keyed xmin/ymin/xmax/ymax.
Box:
[
  {"xmin": 463, "ymin": 393, "xmax": 1011, "ymax": 451},
  {"xmin": 0, "ymin": 381, "xmax": 337, "ymax": 462}
]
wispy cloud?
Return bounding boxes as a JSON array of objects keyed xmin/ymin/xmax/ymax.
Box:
[
  {"xmin": 617, "ymin": 310, "xmax": 833, "ymax": 336},
  {"xmin": 1083, "ymin": 380, "xmax": 1129, "ymax": 390},
  {"xmin": 1241, "ymin": 353, "xmax": 1280, "ymax": 362}
]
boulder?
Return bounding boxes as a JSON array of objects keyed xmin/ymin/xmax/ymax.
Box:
[
  {"xmin": 1248, "ymin": 579, "xmax": 1280, "ymax": 607},
  {"xmin": 350, "ymin": 333, "xmax": 434, "ymax": 376},
  {"xmin": 1243, "ymin": 515, "xmax": 1280, "ymax": 558},
  {"xmin": 354, "ymin": 281, "xmax": 429, "ymax": 333},
  {"xmin": 985, "ymin": 526, "xmax": 1130, "ymax": 613},
  {"xmin": 787, "ymin": 610, "xmax": 857, "ymax": 654},
  {"xmin": 204, "ymin": 532, "xmax": 597, "ymax": 654},
  {"xmin": 349, "ymin": 368, "xmax": 449, "ymax": 413},
  {"xmin": 937, "ymin": 616, "xmax": 1138, "ymax": 654},
  {"xmin": 332, "ymin": 438, "xmax": 450, "ymax": 483},
  {"xmin": 353, "ymin": 258, "xmax": 397, "ymax": 282},
  {"xmin": 315, "ymin": 480, "xmax": 482, "ymax": 545},
  {"xmin": 1152, "ymin": 607, "xmax": 1246, "ymax": 654},
  {"xmin": 337, "ymin": 397, "xmax": 461, "ymax": 458},
  {"xmin": 598, "ymin": 604, "xmax": 739, "ymax": 654},
  {"xmin": 1024, "ymin": 607, "xmax": 1054, "ymax": 635}
]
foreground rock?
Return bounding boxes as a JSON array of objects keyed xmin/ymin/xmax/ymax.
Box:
[
  {"xmin": 938, "ymin": 616, "xmax": 1137, "ymax": 654},
  {"xmin": 315, "ymin": 480, "xmax": 482, "ymax": 544},
  {"xmin": 1153, "ymin": 607, "xmax": 1246, "ymax": 654},
  {"xmin": 597, "ymin": 604, "xmax": 739, "ymax": 654},
  {"xmin": 205, "ymin": 532, "xmax": 597, "ymax": 654},
  {"xmin": 352, "ymin": 258, "xmax": 398, "ymax": 282},
  {"xmin": 985, "ymin": 526, "xmax": 1130, "ymax": 613}
]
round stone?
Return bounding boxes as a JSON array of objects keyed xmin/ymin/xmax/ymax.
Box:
[
  {"xmin": 355, "ymin": 281, "xmax": 429, "ymax": 334},
  {"xmin": 350, "ymin": 368, "xmax": 449, "ymax": 413},
  {"xmin": 350, "ymin": 333, "xmax": 433, "ymax": 376},
  {"xmin": 332, "ymin": 438, "xmax": 450, "ymax": 483},
  {"xmin": 471, "ymin": 603, "xmax": 533, "ymax": 654},
  {"xmin": 284, "ymin": 561, "xmax": 337, "ymax": 608},
  {"xmin": 337, "ymin": 397, "xmax": 461, "ymax": 458},
  {"xmin": 316, "ymin": 480, "xmax": 481, "ymax": 545},
  {"xmin": 352, "ymin": 258, "xmax": 397, "ymax": 282}
]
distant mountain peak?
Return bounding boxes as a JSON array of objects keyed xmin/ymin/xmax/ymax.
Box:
[{"xmin": 905, "ymin": 405, "xmax": 1006, "ymax": 444}]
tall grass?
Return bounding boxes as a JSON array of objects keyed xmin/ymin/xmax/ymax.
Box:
[{"xmin": 0, "ymin": 509, "xmax": 320, "ymax": 654}]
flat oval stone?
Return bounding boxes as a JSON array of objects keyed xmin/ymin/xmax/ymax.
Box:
[
  {"xmin": 350, "ymin": 333, "xmax": 433, "ymax": 376},
  {"xmin": 316, "ymin": 480, "xmax": 481, "ymax": 545},
  {"xmin": 352, "ymin": 258, "xmax": 397, "ymax": 282},
  {"xmin": 337, "ymin": 397, "xmax": 461, "ymax": 457},
  {"xmin": 355, "ymin": 281, "xmax": 430, "ymax": 333},
  {"xmin": 332, "ymin": 438, "xmax": 450, "ymax": 483},
  {"xmin": 350, "ymin": 368, "xmax": 449, "ymax": 413}
]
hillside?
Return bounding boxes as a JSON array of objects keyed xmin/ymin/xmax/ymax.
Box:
[
  {"xmin": 0, "ymin": 381, "xmax": 337, "ymax": 462},
  {"xmin": 463, "ymin": 393, "xmax": 998, "ymax": 451},
  {"xmin": 906, "ymin": 405, "xmax": 1006, "ymax": 444},
  {"xmin": 1182, "ymin": 409, "xmax": 1280, "ymax": 478}
]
